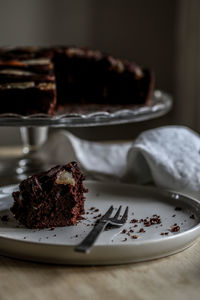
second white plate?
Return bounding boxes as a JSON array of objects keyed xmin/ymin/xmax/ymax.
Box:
[{"xmin": 0, "ymin": 181, "xmax": 199, "ymax": 265}]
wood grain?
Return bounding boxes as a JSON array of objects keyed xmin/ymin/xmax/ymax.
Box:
[{"xmin": 0, "ymin": 238, "xmax": 200, "ymax": 300}]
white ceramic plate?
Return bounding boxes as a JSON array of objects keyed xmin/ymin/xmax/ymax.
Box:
[{"xmin": 0, "ymin": 181, "xmax": 200, "ymax": 265}]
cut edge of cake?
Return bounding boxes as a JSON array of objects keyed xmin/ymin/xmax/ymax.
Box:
[{"xmin": 11, "ymin": 161, "xmax": 88, "ymax": 229}]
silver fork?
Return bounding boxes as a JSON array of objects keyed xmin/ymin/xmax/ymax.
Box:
[{"xmin": 75, "ymin": 205, "xmax": 129, "ymax": 253}]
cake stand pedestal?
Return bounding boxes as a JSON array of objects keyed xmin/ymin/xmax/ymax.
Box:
[
  {"xmin": 0, "ymin": 90, "xmax": 172, "ymax": 184},
  {"xmin": 16, "ymin": 127, "xmax": 49, "ymax": 179}
]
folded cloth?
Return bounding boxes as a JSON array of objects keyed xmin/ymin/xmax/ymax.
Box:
[
  {"xmin": 35, "ymin": 130, "xmax": 131, "ymax": 180},
  {"xmin": 35, "ymin": 126, "xmax": 200, "ymax": 196},
  {"xmin": 124, "ymin": 126, "xmax": 200, "ymax": 196}
]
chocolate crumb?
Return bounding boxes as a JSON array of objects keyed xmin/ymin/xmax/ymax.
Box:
[
  {"xmin": 139, "ymin": 228, "xmax": 146, "ymax": 233},
  {"xmin": 134, "ymin": 224, "xmax": 138, "ymax": 227},
  {"xmin": 94, "ymin": 209, "xmax": 99, "ymax": 212},
  {"xmin": 130, "ymin": 219, "xmax": 138, "ymax": 223},
  {"xmin": 150, "ymin": 216, "xmax": 161, "ymax": 225},
  {"xmin": 131, "ymin": 235, "xmax": 138, "ymax": 239},
  {"xmin": 121, "ymin": 229, "xmax": 127, "ymax": 234},
  {"xmin": 170, "ymin": 225, "xmax": 180, "ymax": 232},
  {"xmin": 93, "ymin": 214, "xmax": 102, "ymax": 219},
  {"xmin": 172, "ymin": 214, "xmax": 176, "ymax": 217}
]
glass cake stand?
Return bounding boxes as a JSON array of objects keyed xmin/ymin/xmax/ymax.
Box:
[{"xmin": 0, "ymin": 90, "xmax": 172, "ymax": 184}]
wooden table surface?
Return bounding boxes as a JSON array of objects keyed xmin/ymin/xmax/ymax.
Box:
[
  {"xmin": 0, "ymin": 241, "xmax": 200, "ymax": 300},
  {"xmin": 0, "ymin": 147, "xmax": 200, "ymax": 300}
]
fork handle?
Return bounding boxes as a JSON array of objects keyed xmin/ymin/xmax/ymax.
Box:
[{"xmin": 75, "ymin": 221, "xmax": 108, "ymax": 253}]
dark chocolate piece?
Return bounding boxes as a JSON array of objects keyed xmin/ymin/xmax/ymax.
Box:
[{"xmin": 11, "ymin": 162, "xmax": 88, "ymax": 229}]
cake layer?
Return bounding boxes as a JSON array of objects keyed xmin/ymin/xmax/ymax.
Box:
[
  {"xmin": 0, "ymin": 47, "xmax": 57, "ymax": 114},
  {"xmin": 0, "ymin": 59, "xmax": 55, "ymax": 82},
  {"xmin": 11, "ymin": 162, "xmax": 87, "ymax": 229}
]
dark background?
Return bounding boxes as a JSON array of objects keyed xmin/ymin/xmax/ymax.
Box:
[{"xmin": 0, "ymin": 0, "xmax": 177, "ymax": 144}]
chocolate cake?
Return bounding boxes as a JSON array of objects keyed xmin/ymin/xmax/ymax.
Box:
[
  {"xmin": 11, "ymin": 162, "xmax": 87, "ymax": 229},
  {"xmin": 0, "ymin": 47, "xmax": 154, "ymax": 115}
]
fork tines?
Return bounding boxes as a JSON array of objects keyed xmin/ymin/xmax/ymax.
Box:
[{"xmin": 106, "ymin": 205, "xmax": 129, "ymax": 225}]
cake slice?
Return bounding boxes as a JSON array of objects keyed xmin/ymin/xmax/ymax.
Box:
[{"xmin": 11, "ymin": 162, "xmax": 87, "ymax": 229}]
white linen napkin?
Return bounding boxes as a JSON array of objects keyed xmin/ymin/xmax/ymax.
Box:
[
  {"xmin": 36, "ymin": 126, "xmax": 200, "ymax": 196},
  {"xmin": 36, "ymin": 130, "xmax": 131, "ymax": 180}
]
